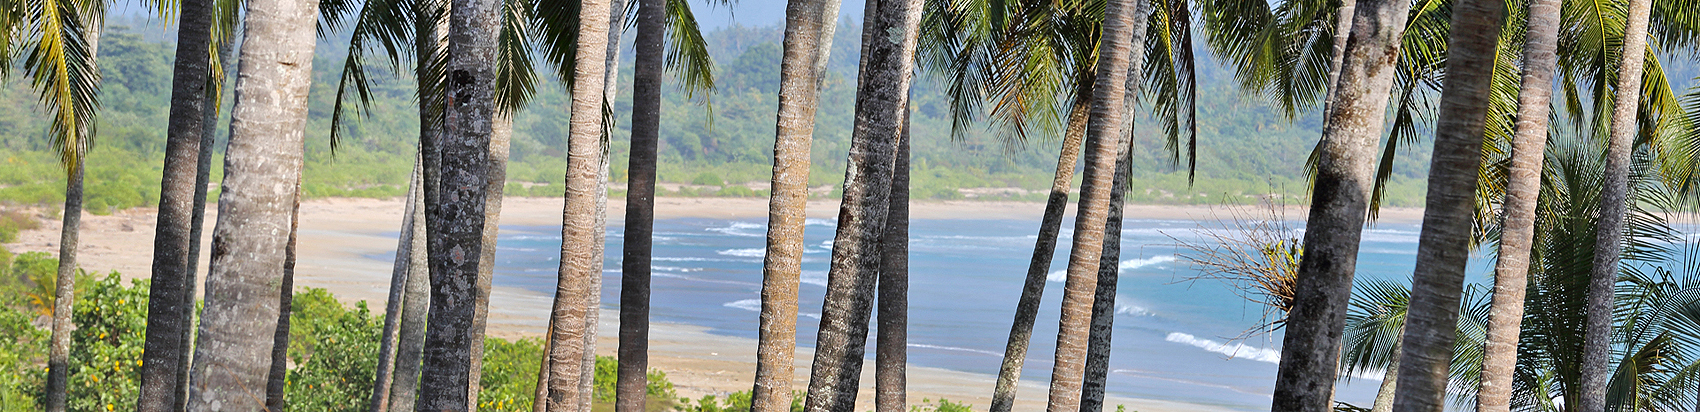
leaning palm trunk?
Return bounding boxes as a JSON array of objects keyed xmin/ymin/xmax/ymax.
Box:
[
  {"xmin": 45, "ymin": 161, "xmax": 83, "ymax": 412},
  {"xmin": 1079, "ymin": 2, "xmax": 1151, "ymax": 407},
  {"xmin": 801, "ymin": 0, "xmax": 923, "ymax": 408},
  {"xmin": 1269, "ymin": 0, "xmax": 1412, "ymax": 407},
  {"xmin": 750, "ymin": 0, "xmax": 840, "ymax": 409},
  {"xmin": 265, "ymin": 191, "xmax": 302, "ymax": 411},
  {"xmin": 1042, "ymin": 0, "xmax": 1137, "ymax": 409},
  {"xmin": 1475, "ymin": 0, "xmax": 1560, "ymax": 409},
  {"xmin": 174, "ymin": 34, "xmax": 239, "ymax": 410},
  {"xmin": 1389, "ymin": 0, "xmax": 1505, "ymax": 410},
  {"xmin": 1371, "ymin": 335, "xmax": 1401, "ymax": 412},
  {"xmin": 1578, "ymin": 0, "xmax": 1656, "ymax": 408},
  {"xmin": 469, "ymin": 112, "xmax": 514, "ymax": 399},
  {"xmin": 137, "ymin": 0, "xmax": 216, "ymax": 405},
  {"xmin": 988, "ymin": 76, "xmax": 1093, "ymax": 412},
  {"xmin": 415, "ymin": 0, "xmax": 503, "ymax": 401},
  {"xmin": 583, "ymin": 2, "xmax": 627, "ymax": 407},
  {"xmin": 874, "ymin": 118, "xmax": 911, "ymax": 412},
  {"xmin": 389, "ymin": 171, "xmax": 432, "ymax": 412},
  {"xmin": 544, "ymin": 0, "xmax": 610, "ymax": 406},
  {"xmin": 183, "ymin": 0, "xmax": 319, "ymax": 403},
  {"xmin": 617, "ymin": 0, "xmax": 663, "ymax": 406},
  {"xmin": 1319, "ymin": 0, "xmax": 1356, "ymax": 119},
  {"xmin": 370, "ymin": 154, "xmax": 424, "ymax": 412},
  {"xmin": 45, "ymin": 24, "xmax": 100, "ymax": 412},
  {"xmin": 384, "ymin": 6, "xmax": 445, "ymax": 410}
]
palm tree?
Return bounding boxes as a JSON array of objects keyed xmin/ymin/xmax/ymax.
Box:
[
  {"xmin": 265, "ymin": 191, "xmax": 301, "ymax": 411},
  {"xmin": 617, "ymin": 0, "xmax": 663, "ymax": 405},
  {"xmin": 370, "ymin": 151, "xmax": 426, "ymax": 412},
  {"xmin": 1339, "ymin": 279, "xmax": 1492, "ymax": 411},
  {"xmin": 874, "ymin": 116, "xmax": 911, "ymax": 412},
  {"xmin": 1267, "ymin": 0, "xmax": 1413, "ymax": 407},
  {"xmin": 135, "ymin": 0, "xmax": 218, "ymax": 403},
  {"xmin": 751, "ymin": 0, "xmax": 840, "ymax": 408},
  {"xmin": 388, "ymin": 159, "xmax": 432, "ymax": 412},
  {"xmin": 800, "ymin": 0, "xmax": 923, "ymax": 408},
  {"xmin": 542, "ymin": 0, "xmax": 609, "ymax": 404},
  {"xmin": 1475, "ymin": 0, "xmax": 1561, "ymax": 409},
  {"xmin": 1388, "ymin": 0, "xmax": 1506, "ymax": 408},
  {"xmin": 181, "ymin": 0, "xmax": 319, "ymax": 403},
  {"xmin": 1039, "ymin": 0, "xmax": 1137, "ymax": 409},
  {"xmin": 1578, "ymin": 0, "xmax": 1658, "ymax": 407},
  {"xmin": 173, "ymin": 22, "xmax": 240, "ymax": 409}
]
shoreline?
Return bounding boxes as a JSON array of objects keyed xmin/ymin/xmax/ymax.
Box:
[{"xmin": 1, "ymin": 195, "xmax": 1400, "ymax": 411}]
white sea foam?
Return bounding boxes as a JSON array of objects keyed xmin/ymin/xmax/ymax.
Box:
[
  {"xmin": 717, "ymin": 248, "xmax": 767, "ymax": 258},
  {"xmin": 653, "ymin": 266, "xmax": 702, "ymax": 273},
  {"xmin": 1165, "ymin": 332, "xmax": 1281, "ymax": 364},
  {"xmin": 707, "ymin": 222, "xmax": 766, "ymax": 237},
  {"xmin": 724, "ymin": 299, "xmax": 818, "ymax": 319},
  {"xmin": 1047, "ymin": 270, "xmax": 1067, "ymax": 282},
  {"xmin": 801, "ymin": 270, "xmax": 828, "ymax": 287},
  {"xmin": 907, "ymin": 343, "xmax": 1002, "ymax": 357},
  {"xmin": 1119, "ymin": 255, "xmax": 1176, "ymax": 271},
  {"xmin": 806, "ymin": 218, "xmax": 837, "ymax": 227}
]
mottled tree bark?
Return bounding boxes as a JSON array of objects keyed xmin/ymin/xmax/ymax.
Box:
[
  {"xmin": 371, "ymin": 156, "xmax": 423, "ymax": 412},
  {"xmin": 387, "ymin": 5, "xmax": 445, "ymax": 409},
  {"xmin": 183, "ymin": 0, "xmax": 319, "ymax": 404},
  {"xmin": 800, "ymin": 0, "xmax": 923, "ymax": 407},
  {"xmin": 416, "ymin": 0, "xmax": 502, "ymax": 400},
  {"xmin": 1475, "ymin": 0, "xmax": 1560, "ymax": 410},
  {"xmin": 1319, "ymin": 0, "xmax": 1357, "ymax": 119},
  {"xmin": 874, "ymin": 118, "xmax": 911, "ymax": 412},
  {"xmin": 1578, "ymin": 0, "xmax": 1655, "ymax": 408},
  {"xmin": 617, "ymin": 0, "xmax": 663, "ymax": 406},
  {"xmin": 45, "ymin": 161, "xmax": 82, "ymax": 412},
  {"xmin": 1268, "ymin": 0, "xmax": 1411, "ymax": 407},
  {"xmin": 469, "ymin": 112, "xmax": 513, "ymax": 400},
  {"xmin": 137, "ymin": 0, "xmax": 215, "ymax": 405},
  {"xmin": 751, "ymin": 0, "xmax": 838, "ymax": 409},
  {"xmin": 390, "ymin": 169, "xmax": 432, "ymax": 412},
  {"xmin": 266, "ymin": 192, "xmax": 302, "ymax": 411},
  {"xmin": 545, "ymin": 0, "xmax": 610, "ymax": 406},
  {"xmin": 174, "ymin": 33, "xmax": 239, "ymax": 411}
]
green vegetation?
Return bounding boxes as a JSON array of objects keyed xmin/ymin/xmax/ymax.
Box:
[{"xmin": 0, "ymin": 19, "xmax": 1442, "ymax": 212}]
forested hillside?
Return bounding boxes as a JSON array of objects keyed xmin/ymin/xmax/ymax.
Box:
[{"xmin": 0, "ymin": 16, "xmax": 1446, "ymax": 214}]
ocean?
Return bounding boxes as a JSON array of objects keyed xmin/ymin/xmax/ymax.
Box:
[{"xmin": 488, "ymin": 215, "xmax": 1484, "ymax": 410}]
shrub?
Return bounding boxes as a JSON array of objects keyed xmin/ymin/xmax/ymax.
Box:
[
  {"xmin": 691, "ymin": 172, "xmax": 723, "ymax": 186},
  {"xmin": 66, "ymin": 273, "xmax": 147, "ymax": 412}
]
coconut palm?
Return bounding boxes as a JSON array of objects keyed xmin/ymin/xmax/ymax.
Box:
[
  {"xmin": 265, "ymin": 191, "xmax": 302, "ymax": 410},
  {"xmin": 799, "ymin": 0, "xmax": 924, "ymax": 408},
  {"xmin": 873, "ymin": 117, "xmax": 911, "ymax": 412},
  {"xmin": 1477, "ymin": 0, "xmax": 1561, "ymax": 409},
  {"xmin": 181, "ymin": 0, "xmax": 320, "ymax": 403},
  {"xmin": 1339, "ymin": 279, "xmax": 1491, "ymax": 411},
  {"xmin": 750, "ymin": 0, "xmax": 840, "ymax": 408},
  {"xmin": 1579, "ymin": 0, "xmax": 1659, "ymax": 407}
]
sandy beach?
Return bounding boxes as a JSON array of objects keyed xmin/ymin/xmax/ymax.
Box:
[{"xmin": 3, "ymin": 196, "xmax": 1421, "ymax": 411}]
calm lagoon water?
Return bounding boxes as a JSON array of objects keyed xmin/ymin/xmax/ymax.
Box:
[{"xmin": 486, "ymin": 216, "xmax": 1483, "ymax": 410}]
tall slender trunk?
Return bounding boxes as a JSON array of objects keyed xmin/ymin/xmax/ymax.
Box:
[
  {"xmin": 1579, "ymin": 0, "xmax": 1655, "ymax": 408},
  {"xmin": 1389, "ymin": 0, "xmax": 1504, "ymax": 410},
  {"xmin": 582, "ymin": 1, "xmax": 625, "ymax": 400},
  {"xmin": 45, "ymin": 161, "xmax": 82, "ymax": 412},
  {"xmin": 138, "ymin": 0, "xmax": 215, "ymax": 405},
  {"xmin": 415, "ymin": 0, "xmax": 503, "ymax": 398},
  {"xmin": 750, "ymin": 0, "xmax": 839, "ymax": 409},
  {"xmin": 545, "ymin": 0, "xmax": 610, "ymax": 405},
  {"xmin": 1042, "ymin": 0, "xmax": 1137, "ymax": 409},
  {"xmin": 1370, "ymin": 334, "xmax": 1401, "ymax": 412},
  {"xmin": 183, "ymin": 0, "xmax": 319, "ymax": 403},
  {"xmin": 174, "ymin": 33, "xmax": 239, "ymax": 411},
  {"xmin": 617, "ymin": 0, "xmax": 662, "ymax": 406},
  {"xmin": 391, "ymin": 169, "xmax": 432, "ymax": 412},
  {"xmin": 1080, "ymin": 1, "xmax": 1151, "ymax": 408},
  {"xmin": 371, "ymin": 155, "xmax": 424, "ymax": 412},
  {"xmin": 1475, "ymin": 0, "xmax": 1560, "ymax": 410},
  {"xmin": 470, "ymin": 112, "xmax": 513, "ymax": 400},
  {"xmin": 874, "ymin": 117, "xmax": 911, "ymax": 412},
  {"xmin": 45, "ymin": 23, "xmax": 100, "ymax": 412},
  {"xmin": 800, "ymin": 0, "xmax": 922, "ymax": 408},
  {"xmin": 1268, "ymin": 0, "xmax": 1411, "ymax": 406},
  {"xmin": 266, "ymin": 191, "xmax": 302, "ymax": 411},
  {"xmin": 1320, "ymin": 0, "xmax": 1356, "ymax": 119},
  {"xmin": 989, "ymin": 77, "xmax": 1093, "ymax": 412}
]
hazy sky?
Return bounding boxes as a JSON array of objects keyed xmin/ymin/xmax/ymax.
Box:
[{"xmin": 687, "ymin": 0, "xmax": 865, "ymax": 30}]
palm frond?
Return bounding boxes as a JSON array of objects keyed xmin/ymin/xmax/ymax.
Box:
[
  {"xmin": 24, "ymin": 0, "xmax": 100, "ymax": 170},
  {"xmin": 325, "ymin": 0, "xmax": 414, "ymax": 152}
]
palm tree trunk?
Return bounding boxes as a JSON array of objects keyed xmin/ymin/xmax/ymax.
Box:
[
  {"xmin": 45, "ymin": 161, "xmax": 82, "ymax": 412},
  {"xmin": 1388, "ymin": 0, "xmax": 1505, "ymax": 410},
  {"xmin": 801, "ymin": 0, "xmax": 923, "ymax": 408},
  {"xmin": 1475, "ymin": 0, "xmax": 1560, "ymax": 410},
  {"xmin": 1370, "ymin": 335, "xmax": 1401, "ymax": 412},
  {"xmin": 545, "ymin": 0, "xmax": 610, "ymax": 405},
  {"xmin": 1042, "ymin": 0, "xmax": 1138, "ymax": 409},
  {"xmin": 174, "ymin": 33, "xmax": 238, "ymax": 411},
  {"xmin": 416, "ymin": 0, "xmax": 503, "ymax": 400},
  {"xmin": 1578, "ymin": 0, "xmax": 1655, "ymax": 408},
  {"xmin": 370, "ymin": 154, "xmax": 423, "ymax": 412},
  {"xmin": 390, "ymin": 170, "xmax": 432, "ymax": 412},
  {"xmin": 138, "ymin": 0, "xmax": 216, "ymax": 405},
  {"xmin": 266, "ymin": 191, "xmax": 302, "ymax": 411},
  {"xmin": 989, "ymin": 76, "xmax": 1093, "ymax": 412},
  {"xmin": 469, "ymin": 112, "xmax": 514, "ymax": 400},
  {"xmin": 874, "ymin": 117, "xmax": 911, "ymax": 412},
  {"xmin": 751, "ymin": 0, "xmax": 839, "ymax": 409},
  {"xmin": 1269, "ymin": 0, "xmax": 1412, "ymax": 407},
  {"xmin": 1080, "ymin": 2, "xmax": 1151, "ymax": 408},
  {"xmin": 183, "ymin": 0, "xmax": 319, "ymax": 403},
  {"xmin": 45, "ymin": 23, "xmax": 100, "ymax": 412},
  {"xmin": 617, "ymin": 0, "xmax": 662, "ymax": 406},
  {"xmin": 1319, "ymin": 0, "xmax": 1356, "ymax": 119}
]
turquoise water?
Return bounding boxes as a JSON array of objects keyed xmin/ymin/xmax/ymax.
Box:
[{"xmin": 486, "ymin": 216, "xmax": 1481, "ymax": 410}]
